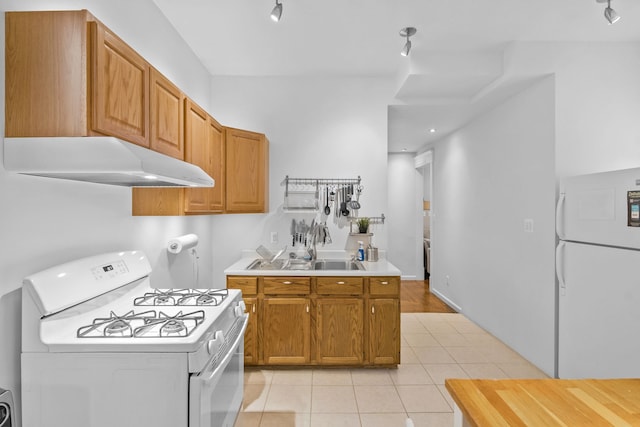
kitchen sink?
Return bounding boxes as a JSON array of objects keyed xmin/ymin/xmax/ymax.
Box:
[
  {"xmin": 245, "ymin": 258, "xmax": 364, "ymax": 271},
  {"xmin": 313, "ymin": 259, "xmax": 364, "ymax": 271}
]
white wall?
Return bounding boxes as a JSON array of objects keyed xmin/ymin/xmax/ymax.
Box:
[
  {"xmin": 429, "ymin": 77, "xmax": 557, "ymax": 374},
  {"xmin": 387, "ymin": 153, "xmax": 423, "ymax": 279},
  {"xmin": 0, "ymin": 0, "xmax": 214, "ymax": 414},
  {"xmin": 207, "ymin": 76, "xmax": 395, "ymax": 284}
]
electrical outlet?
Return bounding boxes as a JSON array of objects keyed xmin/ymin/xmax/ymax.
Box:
[
  {"xmin": 270, "ymin": 231, "xmax": 278, "ymax": 243},
  {"xmin": 524, "ymin": 219, "xmax": 534, "ymax": 233}
]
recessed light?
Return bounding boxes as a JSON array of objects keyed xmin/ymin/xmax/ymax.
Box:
[
  {"xmin": 143, "ymin": 175, "xmax": 158, "ymax": 180},
  {"xmin": 429, "ymin": 128, "xmax": 436, "ymax": 133},
  {"xmin": 402, "ymin": 148, "xmax": 407, "ymax": 152}
]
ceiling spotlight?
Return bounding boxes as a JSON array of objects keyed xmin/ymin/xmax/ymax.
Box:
[
  {"xmin": 429, "ymin": 128, "xmax": 436, "ymax": 133},
  {"xmin": 399, "ymin": 27, "xmax": 417, "ymax": 57},
  {"xmin": 598, "ymin": 0, "xmax": 620, "ymax": 24},
  {"xmin": 270, "ymin": 0, "xmax": 283, "ymax": 22}
]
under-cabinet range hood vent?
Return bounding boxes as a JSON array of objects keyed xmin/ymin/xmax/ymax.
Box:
[{"xmin": 3, "ymin": 137, "xmax": 214, "ymax": 187}]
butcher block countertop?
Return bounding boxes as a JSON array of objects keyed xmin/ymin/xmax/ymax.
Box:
[{"xmin": 445, "ymin": 378, "xmax": 640, "ymax": 427}]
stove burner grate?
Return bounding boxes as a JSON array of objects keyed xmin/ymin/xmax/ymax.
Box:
[
  {"xmin": 77, "ymin": 310, "xmax": 156, "ymax": 338},
  {"xmin": 77, "ymin": 310, "xmax": 205, "ymax": 338},
  {"xmin": 134, "ymin": 289, "xmax": 229, "ymax": 307}
]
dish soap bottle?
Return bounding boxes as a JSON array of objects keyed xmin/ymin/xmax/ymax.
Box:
[{"xmin": 357, "ymin": 241, "xmax": 365, "ymax": 261}]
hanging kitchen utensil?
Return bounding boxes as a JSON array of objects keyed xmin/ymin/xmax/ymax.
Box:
[
  {"xmin": 349, "ymin": 183, "xmax": 361, "ymax": 209},
  {"xmin": 340, "ymin": 186, "xmax": 350, "ymax": 216},
  {"xmin": 324, "ymin": 186, "xmax": 331, "ymax": 215}
]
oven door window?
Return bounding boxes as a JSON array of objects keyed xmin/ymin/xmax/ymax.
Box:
[{"xmin": 189, "ymin": 337, "xmax": 244, "ymax": 427}]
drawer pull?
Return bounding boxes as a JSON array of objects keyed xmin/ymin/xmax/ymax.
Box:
[
  {"xmin": 282, "ymin": 281, "xmax": 292, "ymax": 285},
  {"xmin": 337, "ymin": 281, "xmax": 345, "ymax": 285},
  {"xmin": 381, "ymin": 281, "xmax": 389, "ymax": 285}
]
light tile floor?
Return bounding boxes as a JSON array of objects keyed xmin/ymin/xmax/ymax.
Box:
[{"xmin": 235, "ymin": 312, "xmax": 548, "ymax": 427}]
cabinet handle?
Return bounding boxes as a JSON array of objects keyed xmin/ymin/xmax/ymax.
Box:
[
  {"xmin": 252, "ymin": 304, "xmax": 256, "ymax": 313},
  {"xmin": 381, "ymin": 281, "xmax": 389, "ymax": 285},
  {"xmin": 337, "ymin": 281, "xmax": 345, "ymax": 285},
  {"xmin": 371, "ymin": 306, "xmax": 375, "ymax": 314},
  {"xmin": 283, "ymin": 281, "xmax": 292, "ymax": 285},
  {"xmin": 306, "ymin": 305, "xmax": 310, "ymax": 313}
]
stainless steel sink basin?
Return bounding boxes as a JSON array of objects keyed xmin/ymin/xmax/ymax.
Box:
[
  {"xmin": 246, "ymin": 258, "xmax": 364, "ymax": 271},
  {"xmin": 313, "ymin": 259, "xmax": 364, "ymax": 271}
]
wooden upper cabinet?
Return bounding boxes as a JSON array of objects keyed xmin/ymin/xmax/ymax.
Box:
[
  {"xmin": 225, "ymin": 128, "xmax": 269, "ymax": 213},
  {"xmin": 150, "ymin": 68, "xmax": 184, "ymax": 159},
  {"xmin": 6, "ymin": 10, "xmax": 92, "ymax": 136},
  {"xmin": 90, "ymin": 21, "xmax": 150, "ymax": 147},
  {"xmin": 184, "ymin": 100, "xmax": 224, "ymax": 214}
]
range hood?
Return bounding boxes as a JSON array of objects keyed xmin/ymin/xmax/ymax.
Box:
[{"xmin": 3, "ymin": 137, "xmax": 214, "ymax": 187}]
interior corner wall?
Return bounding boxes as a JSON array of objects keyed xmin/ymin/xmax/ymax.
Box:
[
  {"xmin": 206, "ymin": 76, "xmax": 394, "ymax": 285},
  {"xmin": 1, "ymin": 0, "xmax": 214, "ymax": 413},
  {"xmin": 430, "ymin": 76, "xmax": 557, "ymax": 375},
  {"xmin": 387, "ymin": 153, "xmax": 423, "ymax": 279}
]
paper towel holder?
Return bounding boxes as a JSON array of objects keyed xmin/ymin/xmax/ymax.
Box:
[{"xmin": 167, "ymin": 233, "xmax": 199, "ymax": 254}]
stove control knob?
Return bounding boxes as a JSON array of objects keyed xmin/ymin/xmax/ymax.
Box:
[
  {"xmin": 207, "ymin": 330, "xmax": 224, "ymax": 355},
  {"xmin": 235, "ymin": 301, "xmax": 247, "ymax": 317}
]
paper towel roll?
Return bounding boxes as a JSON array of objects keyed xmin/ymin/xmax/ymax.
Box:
[{"xmin": 167, "ymin": 234, "xmax": 198, "ymax": 254}]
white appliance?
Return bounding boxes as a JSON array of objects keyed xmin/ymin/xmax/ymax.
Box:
[
  {"xmin": 4, "ymin": 137, "xmax": 215, "ymax": 187},
  {"xmin": 21, "ymin": 251, "xmax": 247, "ymax": 427},
  {"xmin": 556, "ymin": 167, "xmax": 640, "ymax": 378}
]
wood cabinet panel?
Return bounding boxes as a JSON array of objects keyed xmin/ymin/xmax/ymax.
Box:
[
  {"xmin": 150, "ymin": 68, "xmax": 184, "ymax": 159},
  {"xmin": 205, "ymin": 116, "xmax": 225, "ymax": 212},
  {"xmin": 369, "ymin": 298, "xmax": 400, "ymax": 365},
  {"xmin": 227, "ymin": 276, "xmax": 258, "ymax": 296},
  {"xmin": 225, "ymin": 128, "xmax": 269, "ymax": 213},
  {"xmin": 263, "ymin": 277, "xmax": 310, "ymax": 295},
  {"xmin": 183, "ymin": 99, "xmax": 211, "ymax": 212},
  {"xmin": 316, "ymin": 298, "xmax": 363, "ymax": 365},
  {"xmin": 243, "ymin": 297, "xmax": 258, "ymax": 365},
  {"xmin": 90, "ymin": 22, "xmax": 149, "ymax": 147},
  {"xmin": 6, "ymin": 11, "xmax": 91, "ymax": 137},
  {"xmin": 263, "ymin": 297, "xmax": 310, "ymax": 364},
  {"xmin": 369, "ymin": 276, "xmax": 400, "ymax": 296},
  {"xmin": 316, "ymin": 277, "xmax": 363, "ymax": 295}
]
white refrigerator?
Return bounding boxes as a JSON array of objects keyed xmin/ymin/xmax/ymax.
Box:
[{"xmin": 556, "ymin": 167, "xmax": 640, "ymax": 378}]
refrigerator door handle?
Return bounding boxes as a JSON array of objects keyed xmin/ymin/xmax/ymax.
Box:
[
  {"xmin": 556, "ymin": 241, "xmax": 566, "ymax": 296},
  {"xmin": 556, "ymin": 192, "xmax": 566, "ymax": 240}
]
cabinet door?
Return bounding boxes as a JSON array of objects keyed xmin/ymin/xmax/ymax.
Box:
[
  {"xmin": 263, "ymin": 298, "xmax": 310, "ymax": 364},
  {"xmin": 243, "ymin": 297, "xmax": 259, "ymax": 365},
  {"xmin": 207, "ymin": 116, "xmax": 225, "ymax": 212},
  {"xmin": 369, "ymin": 298, "xmax": 400, "ymax": 365},
  {"xmin": 184, "ymin": 99, "xmax": 211, "ymax": 212},
  {"xmin": 316, "ymin": 298, "xmax": 363, "ymax": 365},
  {"xmin": 225, "ymin": 128, "xmax": 269, "ymax": 213},
  {"xmin": 90, "ymin": 22, "xmax": 149, "ymax": 147},
  {"xmin": 150, "ymin": 68, "xmax": 184, "ymax": 159}
]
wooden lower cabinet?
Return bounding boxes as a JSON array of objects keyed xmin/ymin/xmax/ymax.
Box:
[
  {"xmin": 243, "ymin": 297, "xmax": 258, "ymax": 365},
  {"xmin": 316, "ymin": 298, "xmax": 363, "ymax": 365},
  {"xmin": 369, "ymin": 298, "xmax": 400, "ymax": 365},
  {"xmin": 263, "ymin": 297, "xmax": 311, "ymax": 364},
  {"xmin": 227, "ymin": 275, "xmax": 399, "ymax": 367}
]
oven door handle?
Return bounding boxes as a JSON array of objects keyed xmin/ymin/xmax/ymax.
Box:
[{"xmin": 198, "ymin": 314, "xmax": 248, "ymax": 382}]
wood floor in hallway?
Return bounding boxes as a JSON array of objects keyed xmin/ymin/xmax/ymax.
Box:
[{"xmin": 401, "ymin": 280, "xmax": 456, "ymax": 313}]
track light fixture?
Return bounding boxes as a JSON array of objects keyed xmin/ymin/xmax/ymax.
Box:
[
  {"xmin": 399, "ymin": 27, "xmax": 417, "ymax": 57},
  {"xmin": 270, "ymin": 0, "xmax": 283, "ymax": 22},
  {"xmin": 597, "ymin": 0, "xmax": 620, "ymax": 24}
]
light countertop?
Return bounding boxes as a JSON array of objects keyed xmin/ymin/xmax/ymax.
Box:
[{"xmin": 224, "ymin": 251, "xmax": 401, "ymax": 277}]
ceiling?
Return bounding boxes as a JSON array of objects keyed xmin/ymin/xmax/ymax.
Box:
[{"xmin": 154, "ymin": 0, "xmax": 640, "ymax": 153}]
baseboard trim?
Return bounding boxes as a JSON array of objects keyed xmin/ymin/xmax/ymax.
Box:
[
  {"xmin": 401, "ymin": 275, "xmax": 417, "ymax": 280},
  {"xmin": 430, "ymin": 288, "xmax": 462, "ymax": 313}
]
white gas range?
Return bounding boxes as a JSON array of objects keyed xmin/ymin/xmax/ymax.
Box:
[{"xmin": 21, "ymin": 251, "xmax": 247, "ymax": 427}]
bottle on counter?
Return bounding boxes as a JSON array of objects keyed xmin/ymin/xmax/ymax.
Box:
[{"xmin": 357, "ymin": 241, "xmax": 365, "ymax": 261}]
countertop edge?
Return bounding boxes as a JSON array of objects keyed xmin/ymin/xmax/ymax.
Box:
[{"xmin": 224, "ymin": 257, "xmax": 401, "ymax": 277}]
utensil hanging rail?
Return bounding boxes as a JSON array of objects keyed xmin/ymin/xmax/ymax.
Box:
[{"xmin": 283, "ymin": 176, "xmax": 362, "ymax": 186}]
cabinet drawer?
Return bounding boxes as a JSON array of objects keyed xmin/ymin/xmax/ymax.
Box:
[
  {"xmin": 369, "ymin": 277, "xmax": 400, "ymax": 296},
  {"xmin": 317, "ymin": 277, "xmax": 363, "ymax": 295},
  {"xmin": 227, "ymin": 276, "xmax": 258, "ymax": 295},
  {"xmin": 264, "ymin": 277, "xmax": 311, "ymax": 295}
]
